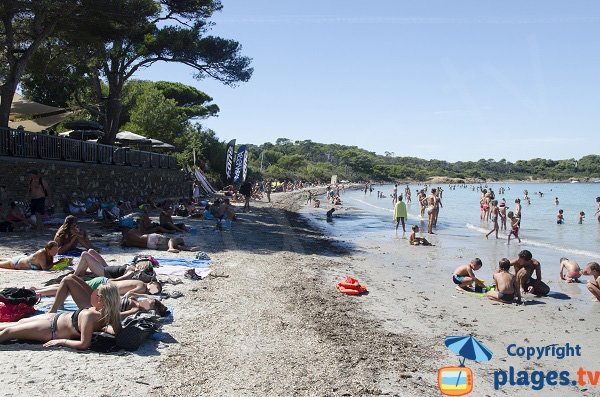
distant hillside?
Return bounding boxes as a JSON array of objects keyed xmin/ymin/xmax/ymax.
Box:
[{"xmin": 242, "ymin": 138, "xmax": 600, "ymax": 182}]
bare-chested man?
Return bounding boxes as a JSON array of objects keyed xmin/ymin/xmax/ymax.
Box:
[
  {"xmin": 510, "ymin": 250, "xmax": 549, "ymax": 300},
  {"xmin": 28, "ymin": 170, "xmax": 50, "ymax": 231}
]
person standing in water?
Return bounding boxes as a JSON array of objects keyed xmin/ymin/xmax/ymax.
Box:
[
  {"xmin": 394, "ymin": 195, "xmax": 407, "ymax": 232},
  {"xmin": 486, "ymin": 200, "xmax": 500, "ymax": 239},
  {"xmin": 514, "ymin": 198, "xmax": 522, "ymax": 227}
]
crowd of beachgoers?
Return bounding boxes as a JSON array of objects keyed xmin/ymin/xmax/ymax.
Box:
[
  {"xmin": 0, "ymin": 168, "xmax": 342, "ymax": 352},
  {"xmin": 371, "ymin": 182, "xmax": 600, "ymax": 306}
]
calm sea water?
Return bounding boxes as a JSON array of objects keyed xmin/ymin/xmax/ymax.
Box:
[{"xmin": 302, "ymin": 182, "xmax": 600, "ymax": 300}]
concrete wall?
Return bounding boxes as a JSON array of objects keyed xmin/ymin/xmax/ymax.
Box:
[{"xmin": 0, "ymin": 157, "xmax": 189, "ymax": 210}]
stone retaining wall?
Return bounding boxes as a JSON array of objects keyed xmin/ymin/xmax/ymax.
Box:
[{"xmin": 0, "ymin": 157, "xmax": 189, "ymax": 211}]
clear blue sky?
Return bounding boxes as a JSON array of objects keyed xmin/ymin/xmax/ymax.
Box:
[{"xmin": 135, "ymin": 0, "xmax": 600, "ymax": 162}]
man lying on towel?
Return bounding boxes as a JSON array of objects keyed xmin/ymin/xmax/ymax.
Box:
[{"xmin": 122, "ymin": 225, "xmax": 200, "ymax": 253}]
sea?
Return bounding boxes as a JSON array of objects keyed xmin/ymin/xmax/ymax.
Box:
[{"xmin": 300, "ymin": 182, "xmax": 600, "ymax": 305}]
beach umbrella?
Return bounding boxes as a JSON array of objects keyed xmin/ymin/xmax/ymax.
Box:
[
  {"xmin": 115, "ymin": 131, "xmax": 153, "ymax": 145},
  {"xmin": 445, "ymin": 336, "xmax": 493, "ymax": 365},
  {"xmin": 4, "ymin": 92, "xmax": 64, "ymax": 116},
  {"xmin": 151, "ymin": 142, "xmax": 176, "ymax": 149},
  {"xmin": 59, "ymin": 129, "xmax": 105, "ymax": 140}
]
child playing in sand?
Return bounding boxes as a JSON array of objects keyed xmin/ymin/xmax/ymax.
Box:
[
  {"xmin": 557, "ymin": 209, "xmax": 565, "ymax": 224},
  {"xmin": 408, "ymin": 225, "xmax": 433, "ymax": 246},
  {"xmin": 579, "ymin": 211, "xmax": 585, "ymax": 224},
  {"xmin": 507, "ymin": 211, "xmax": 521, "ymax": 244},
  {"xmin": 487, "ymin": 258, "xmax": 517, "ymax": 303},
  {"xmin": 452, "ymin": 258, "xmax": 486, "ymax": 292},
  {"xmin": 583, "ymin": 262, "xmax": 600, "ymax": 301},
  {"xmin": 559, "ymin": 257, "xmax": 582, "ymax": 283},
  {"xmin": 587, "ymin": 263, "xmax": 600, "ymax": 300}
]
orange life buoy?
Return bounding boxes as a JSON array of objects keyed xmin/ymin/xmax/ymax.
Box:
[
  {"xmin": 337, "ymin": 276, "xmax": 360, "ymax": 289},
  {"xmin": 336, "ymin": 276, "xmax": 368, "ymax": 295}
]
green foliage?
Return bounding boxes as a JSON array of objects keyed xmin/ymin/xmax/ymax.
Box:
[{"xmin": 238, "ymin": 138, "xmax": 600, "ymax": 183}]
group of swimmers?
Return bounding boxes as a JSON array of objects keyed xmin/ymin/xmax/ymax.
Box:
[{"xmin": 452, "ymin": 250, "xmax": 600, "ymax": 304}]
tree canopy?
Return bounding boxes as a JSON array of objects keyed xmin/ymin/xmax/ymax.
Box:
[{"xmin": 5, "ymin": 0, "xmax": 252, "ymax": 144}]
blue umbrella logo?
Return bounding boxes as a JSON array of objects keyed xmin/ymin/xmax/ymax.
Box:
[
  {"xmin": 438, "ymin": 336, "xmax": 493, "ymax": 396},
  {"xmin": 445, "ymin": 335, "xmax": 493, "ymax": 366}
]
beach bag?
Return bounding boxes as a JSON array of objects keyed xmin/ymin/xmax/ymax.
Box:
[
  {"xmin": 116, "ymin": 313, "xmax": 162, "ymax": 351},
  {"xmin": 0, "ymin": 288, "xmax": 39, "ymax": 306},
  {"xmin": 132, "ymin": 255, "xmax": 159, "ymax": 267},
  {"xmin": 89, "ymin": 332, "xmax": 117, "ymax": 353},
  {"xmin": 119, "ymin": 215, "xmax": 136, "ymax": 229},
  {"xmin": 0, "ymin": 301, "xmax": 35, "ymax": 322},
  {"xmin": 132, "ymin": 262, "xmax": 157, "ymax": 283}
]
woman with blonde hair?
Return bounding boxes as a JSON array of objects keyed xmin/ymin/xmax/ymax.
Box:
[
  {"xmin": 54, "ymin": 215, "xmax": 95, "ymax": 254},
  {"xmin": 0, "ymin": 240, "xmax": 59, "ymax": 270},
  {"xmin": 0, "ymin": 284, "xmax": 121, "ymax": 350}
]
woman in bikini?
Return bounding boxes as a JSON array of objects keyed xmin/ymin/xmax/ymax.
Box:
[
  {"xmin": 54, "ymin": 215, "xmax": 95, "ymax": 254},
  {"xmin": 46, "ymin": 274, "xmax": 167, "ymax": 317},
  {"xmin": 0, "ymin": 284, "xmax": 121, "ymax": 350},
  {"xmin": 0, "ymin": 240, "xmax": 59, "ymax": 270},
  {"xmin": 33, "ymin": 274, "xmax": 162, "ymax": 299}
]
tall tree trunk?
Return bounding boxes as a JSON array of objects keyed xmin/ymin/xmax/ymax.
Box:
[
  {"xmin": 104, "ymin": 94, "xmax": 123, "ymax": 145},
  {"xmin": 0, "ymin": 65, "xmax": 26, "ymax": 128}
]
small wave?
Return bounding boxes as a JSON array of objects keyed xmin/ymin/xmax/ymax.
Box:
[
  {"xmin": 465, "ymin": 223, "xmax": 489, "ymax": 234},
  {"xmin": 520, "ymin": 239, "xmax": 600, "ymax": 259},
  {"xmin": 466, "ymin": 223, "xmax": 600, "ymax": 258}
]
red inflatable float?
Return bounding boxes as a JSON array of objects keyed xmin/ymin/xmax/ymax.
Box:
[{"xmin": 336, "ymin": 276, "xmax": 368, "ymax": 295}]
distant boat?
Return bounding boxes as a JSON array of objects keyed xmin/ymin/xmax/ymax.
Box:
[{"xmin": 570, "ymin": 180, "xmax": 580, "ymax": 183}]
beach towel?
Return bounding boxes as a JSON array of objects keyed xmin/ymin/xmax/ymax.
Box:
[
  {"xmin": 49, "ymin": 257, "xmax": 73, "ymax": 271},
  {"xmin": 393, "ymin": 201, "xmax": 407, "ymax": 219},
  {"xmin": 43, "ymin": 217, "xmax": 65, "ymax": 225},
  {"xmin": 37, "ymin": 296, "xmax": 79, "ymax": 312},
  {"xmin": 58, "ymin": 249, "xmax": 84, "ymax": 257},
  {"xmin": 155, "ymin": 265, "xmax": 211, "ymax": 278},
  {"xmin": 153, "ymin": 257, "xmax": 211, "ymax": 268}
]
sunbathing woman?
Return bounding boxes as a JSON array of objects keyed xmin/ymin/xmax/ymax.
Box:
[
  {"xmin": 54, "ymin": 215, "xmax": 96, "ymax": 254},
  {"xmin": 0, "ymin": 284, "xmax": 121, "ymax": 350},
  {"xmin": 33, "ymin": 275, "xmax": 162, "ymax": 298},
  {"xmin": 0, "ymin": 240, "xmax": 59, "ymax": 270},
  {"xmin": 73, "ymin": 249, "xmax": 142, "ymax": 280},
  {"xmin": 47, "ymin": 274, "xmax": 166, "ymax": 316}
]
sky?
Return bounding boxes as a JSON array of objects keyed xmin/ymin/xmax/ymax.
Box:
[{"xmin": 134, "ymin": 0, "xmax": 600, "ymax": 162}]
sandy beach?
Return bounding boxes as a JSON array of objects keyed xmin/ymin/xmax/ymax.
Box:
[{"xmin": 1, "ymin": 189, "xmax": 599, "ymax": 396}]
